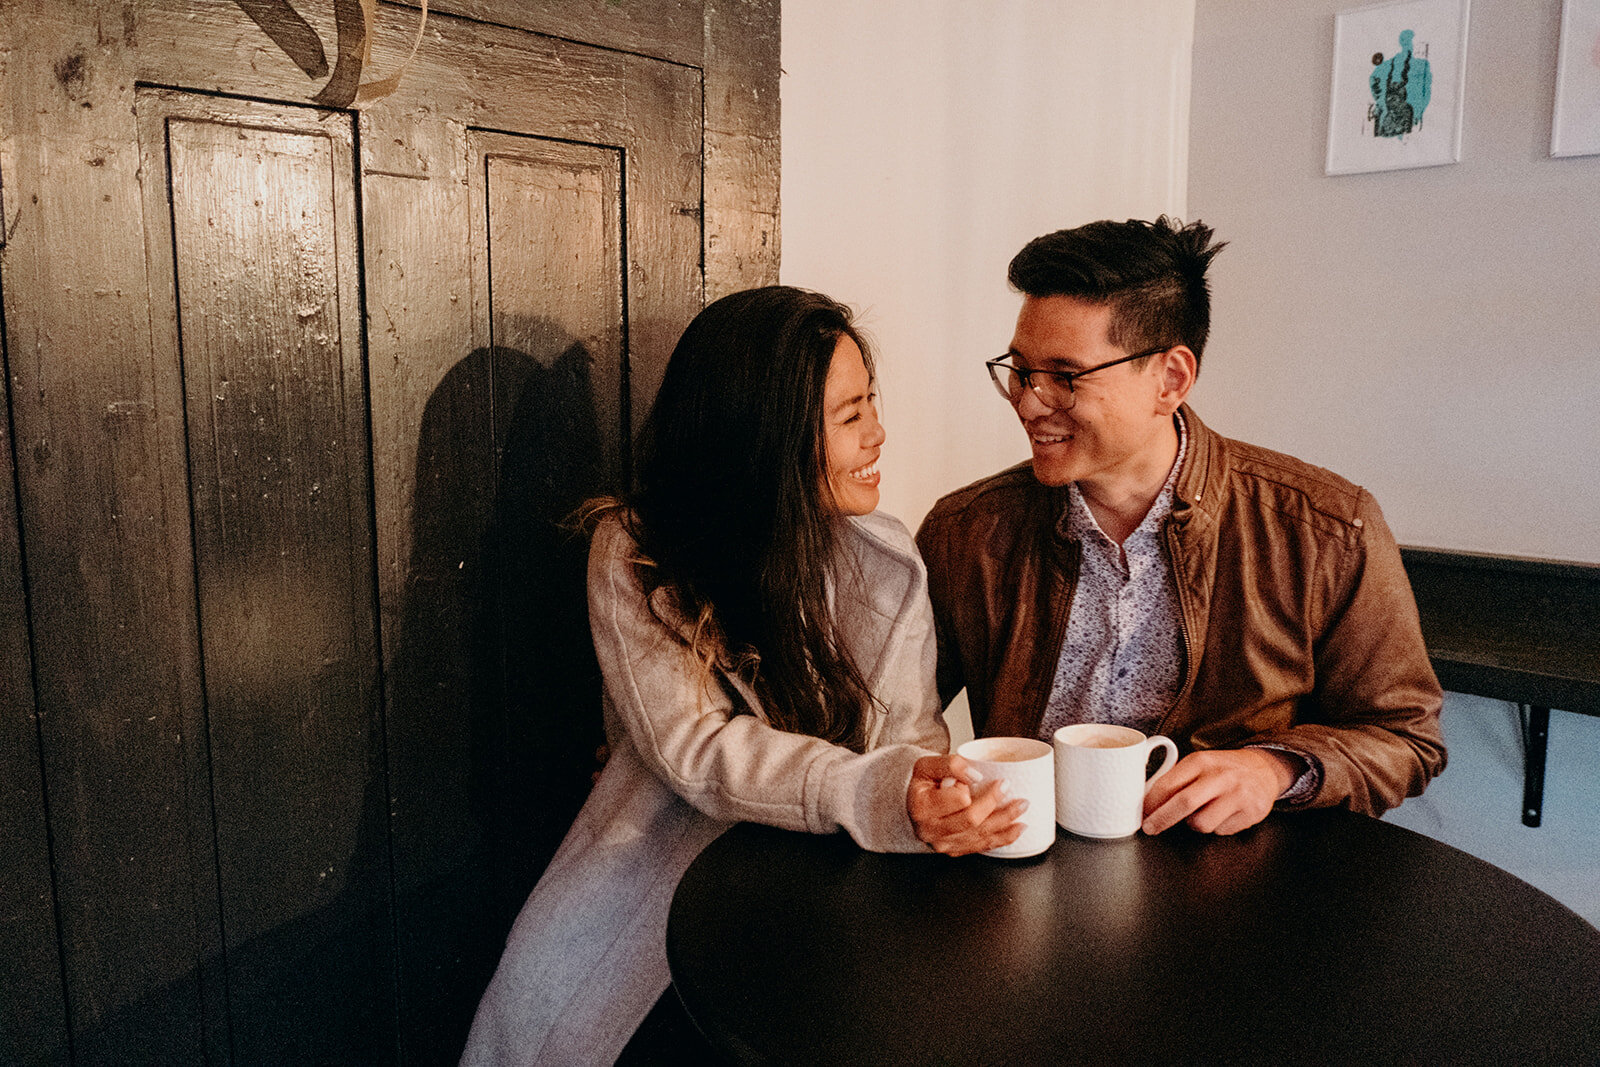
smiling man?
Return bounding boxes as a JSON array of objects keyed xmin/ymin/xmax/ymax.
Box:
[{"xmin": 916, "ymin": 217, "xmax": 1446, "ymax": 835}]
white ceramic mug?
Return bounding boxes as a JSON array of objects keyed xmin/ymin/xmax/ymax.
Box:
[
  {"xmin": 955, "ymin": 737, "xmax": 1057, "ymax": 858},
  {"xmin": 1052, "ymin": 724, "xmax": 1179, "ymax": 839}
]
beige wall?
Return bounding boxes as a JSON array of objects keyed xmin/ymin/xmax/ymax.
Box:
[
  {"xmin": 780, "ymin": 0, "xmax": 1196, "ymax": 531},
  {"xmin": 785, "ymin": 1, "xmax": 1600, "ymax": 563},
  {"xmin": 1189, "ymin": 0, "xmax": 1600, "ymax": 562}
]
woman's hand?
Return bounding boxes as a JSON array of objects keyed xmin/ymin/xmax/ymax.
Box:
[{"xmin": 907, "ymin": 754, "xmax": 1027, "ymax": 856}]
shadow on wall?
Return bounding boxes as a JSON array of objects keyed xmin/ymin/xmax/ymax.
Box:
[
  {"xmin": 83, "ymin": 329, "xmax": 613, "ymax": 1064},
  {"xmin": 474, "ymin": 336, "xmax": 612, "ymax": 902},
  {"xmin": 391, "ymin": 328, "xmax": 613, "ymax": 1059}
]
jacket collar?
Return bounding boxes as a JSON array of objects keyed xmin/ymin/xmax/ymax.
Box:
[
  {"xmin": 1045, "ymin": 403, "xmax": 1221, "ymax": 544},
  {"xmin": 1171, "ymin": 404, "xmax": 1222, "ymax": 531}
]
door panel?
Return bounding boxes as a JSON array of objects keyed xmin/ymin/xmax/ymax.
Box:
[
  {"xmin": 380, "ymin": 126, "xmax": 635, "ymax": 1061},
  {"xmin": 481, "ymin": 138, "xmax": 625, "ymax": 487},
  {"xmin": 360, "ymin": 111, "xmax": 498, "ymax": 1057},
  {"xmin": 142, "ymin": 92, "xmax": 394, "ymax": 1061}
]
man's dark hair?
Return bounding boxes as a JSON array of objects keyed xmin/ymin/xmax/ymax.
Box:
[{"xmin": 1007, "ymin": 216, "xmax": 1227, "ymax": 367}]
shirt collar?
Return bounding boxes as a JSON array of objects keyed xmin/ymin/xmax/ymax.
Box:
[{"xmin": 1067, "ymin": 410, "xmax": 1189, "ymax": 544}]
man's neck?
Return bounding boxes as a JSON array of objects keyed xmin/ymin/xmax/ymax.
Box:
[{"xmin": 1077, "ymin": 417, "xmax": 1181, "ymax": 545}]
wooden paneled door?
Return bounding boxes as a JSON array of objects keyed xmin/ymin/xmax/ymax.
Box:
[{"xmin": 0, "ymin": 2, "xmax": 777, "ymax": 1063}]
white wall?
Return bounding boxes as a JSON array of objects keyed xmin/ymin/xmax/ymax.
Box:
[
  {"xmin": 781, "ymin": 0, "xmax": 1196, "ymax": 530},
  {"xmin": 1189, "ymin": 0, "xmax": 1600, "ymax": 563}
]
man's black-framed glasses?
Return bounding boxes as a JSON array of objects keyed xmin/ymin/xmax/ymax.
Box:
[{"xmin": 985, "ymin": 344, "xmax": 1172, "ymax": 410}]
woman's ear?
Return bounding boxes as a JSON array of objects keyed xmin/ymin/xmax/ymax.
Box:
[{"xmin": 1153, "ymin": 346, "xmax": 1198, "ymax": 415}]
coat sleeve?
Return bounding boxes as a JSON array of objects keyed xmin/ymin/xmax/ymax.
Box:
[
  {"xmin": 588, "ymin": 519, "xmax": 936, "ymax": 853},
  {"xmin": 869, "ymin": 606, "xmax": 950, "ymax": 755},
  {"xmin": 1249, "ymin": 492, "xmax": 1448, "ymax": 815},
  {"xmin": 861, "ymin": 522, "xmax": 951, "ymax": 757}
]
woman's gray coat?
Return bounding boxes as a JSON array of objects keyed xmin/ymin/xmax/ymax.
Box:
[{"xmin": 461, "ymin": 511, "xmax": 949, "ymax": 1065}]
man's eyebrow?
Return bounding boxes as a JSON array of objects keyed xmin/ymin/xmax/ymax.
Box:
[{"xmin": 1010, "ymin": 350, "xmax": 1089, "ymax": 372}]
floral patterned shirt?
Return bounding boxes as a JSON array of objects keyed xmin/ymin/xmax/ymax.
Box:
[
  {"xmin": 1037, "ymin": 412, "xmax": 1319, "ymax": 802},
  {"xmin": 1039, "ymin": 415, "xmax": 1189, "ymax": 739}
]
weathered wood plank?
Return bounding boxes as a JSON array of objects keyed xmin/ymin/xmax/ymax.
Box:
[
  {"xmin": 470, "ymin": 127, "xmax": 619, "ymax": 882},
  {"xmin": 363, "ymin": 117, "xmax": 500, "ymax": 1064},
  {"xmin": 704, "ymin": 0, "xmax": 781, "ymax": 298},
  {"xmin": 621, "ymin": 54, "xmax": 705, "ymax": 437},
  {"xmin": 0, "ymin": 283, "xmax": 69, "ymax": 1066},
  {"xmin": 139, "ymin": 2, "xmax": 631, "ymax": 134},
  {"xmin": 386, "ymin": 0, "xmax": 705, "ymax": 68},
  {"xmin": 0, "ymin": 4, "xmax": 222, "ymax": 1060},
  {"xmin": 355, "ymin": 12, "xmax": 702, "ymax": 1056}
]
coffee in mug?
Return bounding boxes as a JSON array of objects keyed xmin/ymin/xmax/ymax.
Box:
[
  {"xmin": 955, "ymin": 737, "xmax": 1057, "ymax": 858},
  {"xmin": 1052, "ymin": 724, "xmax": 1179, "ymax": 839},
  {"xmin": 973, "ymin": 740, "xmax": 1047, "ymax": 761}
]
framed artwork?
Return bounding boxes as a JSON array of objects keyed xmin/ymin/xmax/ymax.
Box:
[
  {"xmin": 1552, "ymin": 0, "xmax": 1600, "ymax": 157},
  {"xmin": 1325, "ymin": 0, "xmax": 1471, "ymax": 175}
]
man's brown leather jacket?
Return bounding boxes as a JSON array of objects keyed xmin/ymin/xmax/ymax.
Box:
[{"xmin": 916, "ymin": 406, "xmax": 1446, "ymax": 816}]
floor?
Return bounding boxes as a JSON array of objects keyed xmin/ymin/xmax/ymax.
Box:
[{"xmin": 1384, "ymin": 693, "xmax": 1600, "ymax": 928}]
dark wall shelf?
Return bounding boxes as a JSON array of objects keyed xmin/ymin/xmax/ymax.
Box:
[{"xmin": 1400, "ymin": 546, "xmax": 1600, "ymax": 826}]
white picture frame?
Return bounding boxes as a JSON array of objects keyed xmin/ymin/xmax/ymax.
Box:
[
  {"xmin": 1325, "ymin": 0, "xmax": 1471, "ymax": 176},
  {"xmin": 1552, "ymin": 0, "xmax": 1600, "ymax": 158}
]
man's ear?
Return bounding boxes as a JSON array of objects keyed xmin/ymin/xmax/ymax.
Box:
[{"xmin": 1154, "ymin": 346, "xmax": 1197, "ymax": 415}]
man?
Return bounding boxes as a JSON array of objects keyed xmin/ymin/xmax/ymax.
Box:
[{"xmin": 915, "ymin": 216, "xmax": 1446, "ymax": 837}]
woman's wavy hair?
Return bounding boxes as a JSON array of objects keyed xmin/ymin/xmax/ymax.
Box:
[{"xmin": 607, "ymin": 285, "xmax": 879, "ymax": 752}]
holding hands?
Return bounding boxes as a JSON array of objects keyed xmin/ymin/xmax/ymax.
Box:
[
  {"xmin": 907, "ymin": 754, "xmax": 1028, "ymax": 856},
  {"xmin": 908, "ymin": 743, "xmax": 1297, "ymax": 855}
]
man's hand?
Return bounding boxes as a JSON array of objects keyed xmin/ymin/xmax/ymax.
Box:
[
  {"xmin": 907, "ymin": 754, "xmax": 1027, "ymax": 856},
  {"xmin": 1141, "ymin": 748, "xmax": 1298, "ymax": 836}
]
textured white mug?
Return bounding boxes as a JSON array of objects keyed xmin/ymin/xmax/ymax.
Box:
[
  {"xmin": 1052, "ymin": 724, "xmax": 1179, "ymax": 839},
  {"xmin": 955, "ymin": 737, "xmax": 1057, "ymax": 858}
]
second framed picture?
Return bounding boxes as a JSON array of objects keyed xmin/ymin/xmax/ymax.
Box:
[
  {"xmin": 1552, "ymin": 0, "xmax": 1600, "ymax": 157},
  {"xmin": 1326, "ymin": 0, "xmax": 1471, "ymax": 175}
]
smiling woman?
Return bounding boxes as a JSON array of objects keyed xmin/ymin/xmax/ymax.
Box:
[
  {"xmin": 460, "ymin": 286, "xmax": 1024, "ymax": 1065},
  {"xmin": 822, "ymin": 334, "xmax": 886, "ymax": 516}
]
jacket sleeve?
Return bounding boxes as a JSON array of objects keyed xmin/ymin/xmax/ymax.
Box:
[
  {"xmin": 1250, "ymin": 492, "xmax": 1447, "ymax": 815},
  {"xmin": 914, "ymin": 509, "xmax": 970, "ymax": 712},
  {"xmin": 588, "ymin": 519, "xmax": 937, "ymax": 853}
]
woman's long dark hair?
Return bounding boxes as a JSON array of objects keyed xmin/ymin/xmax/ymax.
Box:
[{"xmin": 621, "ymin": 285, "xmax": 878, "ymax": 752}]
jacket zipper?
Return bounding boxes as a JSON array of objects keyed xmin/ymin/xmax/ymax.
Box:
[{"xmin": 1158, "ymin": 519, "xmax": 1196, "ymax": 736}]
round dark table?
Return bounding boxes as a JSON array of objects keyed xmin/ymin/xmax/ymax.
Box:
[{"xmin": 666, "ymin": 811, "xmax": 1600, "ymax": 1065}]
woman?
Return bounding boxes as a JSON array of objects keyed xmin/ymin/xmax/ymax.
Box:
[{"xmin": 462, "ymin": 287, "xmax": 1021, "ymax": 1065}]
